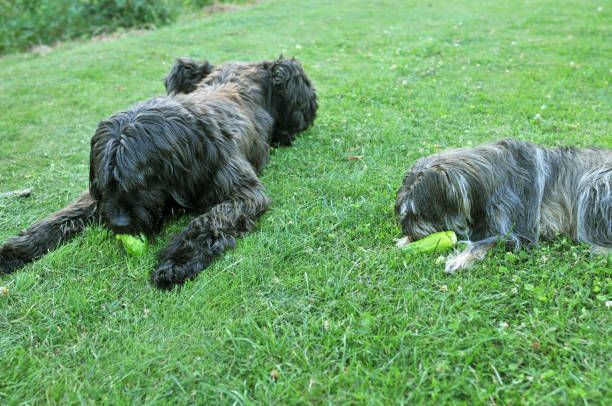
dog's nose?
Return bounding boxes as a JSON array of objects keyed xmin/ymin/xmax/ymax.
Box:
[{"xmin": 109, "ymin": 214, "xmax": 130, "ymax": 230}]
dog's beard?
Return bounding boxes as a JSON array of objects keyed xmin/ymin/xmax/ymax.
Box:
[
  {"xmin": 398, "ymin": 212, "xmax": 470, "ymax": 242},
  {"xmin": 97, "ymin": 187, "xmax": 168, "ymax": 236}
]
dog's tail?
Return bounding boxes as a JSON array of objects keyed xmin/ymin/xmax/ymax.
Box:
[{"xmin": 164, "ymin": 57, "xmax": 214, "ymax": 96}]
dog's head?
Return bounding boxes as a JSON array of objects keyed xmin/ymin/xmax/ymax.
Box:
[
  {"xmin": 89, "ymin": 98, "xmax": 211, "ymax": 235},
  {"xmin": 268, "ymin": 57, "xmax": 318, "ymax": 146},
  {"xmin": 395, "ymin": 164, "xmax": 473, "ymax": 241}
]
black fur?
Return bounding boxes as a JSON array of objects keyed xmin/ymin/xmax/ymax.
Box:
[
  {"xmin": 164, "ymin": 57, "xmax": 214, "ymax": 95},
  {"xmin": 269, "ymin": 58, "xmax": 318, "ymax": 146},
  {"xmin": 0, "ymin": 57, "xmax": 318, "ymax": 289}
]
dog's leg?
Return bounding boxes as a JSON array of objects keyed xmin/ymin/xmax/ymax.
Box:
[
  {"xmin": 0, "ymin": 191, "xmax": 98, "ymax": 274},
  {"xmin": 444, "ymin": 236, "xmax": 499, "ymax": 274},
  {"xmin": 152, "ymin": 184, "xmax": 271, "ymax": 289}
]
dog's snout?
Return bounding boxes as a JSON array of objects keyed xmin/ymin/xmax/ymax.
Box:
[{"xmin": 109, "ymin": 213, "xmax": 131, "ymax": 231}]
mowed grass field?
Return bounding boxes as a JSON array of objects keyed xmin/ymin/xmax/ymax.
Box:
[{"xmin": 0, "ymin": 0, "xmax": 610, "ymax": 403}]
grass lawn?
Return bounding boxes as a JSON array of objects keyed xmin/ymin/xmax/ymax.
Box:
[{"xmin": 1, "ymin": 0, "xmax": 610, "ymax": 403}]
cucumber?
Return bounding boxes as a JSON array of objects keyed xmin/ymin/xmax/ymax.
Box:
[
  {"xmin": 115, "ymin": 234, "xmax": 148, "ymax": 256},
  {"xmin": 402, "ymin": 231, "xmax": 457, "ymax": 254}
]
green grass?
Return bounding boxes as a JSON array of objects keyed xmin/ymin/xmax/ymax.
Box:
[{"xmin": 1, "ymin": 0, "xmax": 611, "ymax": 403}]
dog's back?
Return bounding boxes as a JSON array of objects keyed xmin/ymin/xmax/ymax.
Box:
[{"xmin": 539, "ymin": 144, "xmax": 610, "ymax": 241}]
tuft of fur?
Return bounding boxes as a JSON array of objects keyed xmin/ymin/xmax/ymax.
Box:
[
  {"xmin": 164, "ymin": 57, "xmax": 214, "ymax": 95},
  {"xmin": 395, "ymin": 138, "xmax": 611, "ymax": 272},
  {"xmin": 0, "ymin": 57, "xmax": 318, "ymax": 289}
]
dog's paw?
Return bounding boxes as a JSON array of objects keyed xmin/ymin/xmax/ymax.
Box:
[
  {"xmin": 151, "ymin": 260, "xmax": 206, "ymax": 290},
  {"xmin": 396, "ymin": 236, "xmax": 411, "ymax": 248},
  {"xmin": 151, "ymin": 262, "xmax": 186, "ymax": 290},
  {"xmin": 444, "ymin": 251, "xmax": 474, "ymax": 274}
]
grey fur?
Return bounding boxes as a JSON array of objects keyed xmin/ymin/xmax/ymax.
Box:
[{"xmin": 395, "ymin": 138, "xmax": 611, "ymax": 272}]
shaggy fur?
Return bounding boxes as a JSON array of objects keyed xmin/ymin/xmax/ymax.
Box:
[
  {"xmin": 395, "ymin": 138, "xmax": 611, "ymax": 272},
  {"xmin": 0, "ymin": 57, "xmax": 317, "ymax": 289}
]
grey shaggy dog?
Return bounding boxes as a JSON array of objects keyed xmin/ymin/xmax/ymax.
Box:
[
  {"xmin": 0, "ymin": 56, "xmax": 318, "ymax": 289},
  {"xmin": 395, "ymin": 138, "xmax": 611, "ymax": 273}
]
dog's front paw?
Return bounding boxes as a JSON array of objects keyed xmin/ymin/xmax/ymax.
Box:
[
  {"xmin": 151, "ymin": 262, "xmax": 177, "ymax": 290},
  {"xmin": 395, "ymin": 236, "xmax": 411, "ymax": 248},
  {"xmin": 151, "ymin": 261, "xmax": 190, "ymax": 290},
  {"xmin": 151, "ymin": 257, "xmax": 210, "ymax": 290},
  {"xmin": 444, "ymin": 250, "xmax": 476, "ymax": 274}
]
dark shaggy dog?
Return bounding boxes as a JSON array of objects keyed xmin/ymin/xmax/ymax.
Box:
[
  {"xmin": 0, "ymin": 57, "xmax": 317, "ymax": 289},
  {"xmin": 395, "ymin": 138, "xmax": 611, "ymax": 272}
]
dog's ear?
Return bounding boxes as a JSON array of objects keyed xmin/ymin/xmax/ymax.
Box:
[
  {"xmin": 89, "ymin": 119, "xmax": 116, "ymax": 201},
  {"xmin": 89, "ymin": 137, "xmax": 102, "ymax": 201},
  {"xmin": 399, "ymin": 168, "xmax": 466, "ymax": 215},
  {"xmin": 269, "ymin": 57, "xmax": 318, "ymax": 146},
  {"xmin": 164, "ymin": 57, "xmax": 213, "ymax": 95},
  {"xmin": 397, "ymin": 170, "xmax": 438, "ymax": 217},
  {"xmin": 395, "ymin": 171, "xmax": 418, "ymax": 217}
]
